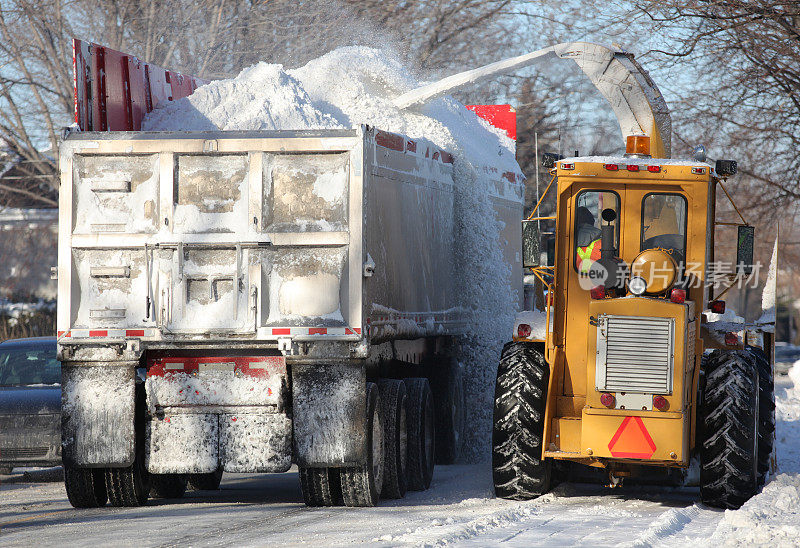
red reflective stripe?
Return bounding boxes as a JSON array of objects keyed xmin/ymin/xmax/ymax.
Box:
[
  {"xmin": 89, "ymin": 330, "xmax": 107, "ymax": 337},
  {"xmin": 58, "ymin": 331, "xmax": 65, "ymax": 337},
  {"xmin": 406, "ymin": 140, "xmax": 416, "ymax": 153},
  {"xmin": 309, "ymin": 328, "xmax": 327, "ymax": 335},
  {"xmin": 375, "ymin": 131, "xmax": 405, "ymax": 151},
  {"xmin": 353, "ymin": 327, "xmax": 362, "ymax": 334},
  {"xmin": 272, "ymin": 328, "xmax": 291, "ymax": 335},
  {"xmin": 126, "ymin": 329, "xmax": 145, "ymax": 337}
]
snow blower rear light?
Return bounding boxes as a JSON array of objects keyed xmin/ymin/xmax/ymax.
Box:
[
  {"xmin": 517, "ymin": 323, "xmax": 532, "ymax": 338},
  {"xmin": 600, "ymin": 392, "xmax": 615, "ymax": 408},
  {"xmin": 670, "ymin": 288, "xmax": 686, "ymax": 304},
  {"xmin": 691, "ymin": 167, "xmax": 706, "ymax": 175},
  {"xmin": 626, "ymin": 164, "xmax": 639, "ymax": 172},
  {"xmin": 604, "ymin": 163, "xmax": 619, "ymax": 171},
  {"xmin": 590, "ymin": 286, "xmax": 606, "ymax": 299},
  {"xmin": 647, "ymin": 165, "xmax": 661, "ymax": 173},
  {"xmin": 709, "ymin": 300, "xmax": 726, "ymax": 314},
  {"xmin": 561, "ymin": 162, "xmax": 575, "ymax": 170},
  {"xmin": 653, "ymin": 395, "xmax": 669, "ymax": 411},
  {"xmin": 724, "ymin": 332, "xmax": 739, "ymax": 346}
]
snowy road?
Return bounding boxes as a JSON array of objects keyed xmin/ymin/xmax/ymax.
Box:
[{"xmin": 2, "ymin": 372, "xmax": 798, "ymax": 547}]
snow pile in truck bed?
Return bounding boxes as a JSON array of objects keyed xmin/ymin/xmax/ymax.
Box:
[{"xmin": 144, "ymin": 46, "xmax": 521, "ymax": 461}]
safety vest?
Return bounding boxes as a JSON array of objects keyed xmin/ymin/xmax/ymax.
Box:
[{"xmin": 576, "ymin": 239, "xmax": 601, "ymax": 273}]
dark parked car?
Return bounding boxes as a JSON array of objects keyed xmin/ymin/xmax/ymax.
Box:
[{"xmin": 0, "ymin": 337, "xmax": 60, "ymax": 473}]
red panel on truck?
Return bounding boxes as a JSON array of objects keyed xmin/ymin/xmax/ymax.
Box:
[
  {"xmin": 466, "ymin": 104, "xmax": 517, "ymax": 140},
  {"xmin": 73, "ymin": 39, "xmax": 207, "ymax": 131}
]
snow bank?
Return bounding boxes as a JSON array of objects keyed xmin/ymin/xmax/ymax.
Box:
[{"xmin": 143, "ymin": 46, "xmax": 521, "ymax": 461}]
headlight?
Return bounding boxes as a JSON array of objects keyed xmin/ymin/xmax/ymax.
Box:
[
  {"xmin": 630, "ymin": 248, "xmax": 677, "ymax": 294},
  {"xmin": 628, "ymin": 276, "xmax": 647, "ymax": 296}
]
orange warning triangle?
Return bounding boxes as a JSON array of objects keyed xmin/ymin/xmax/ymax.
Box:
[{"xmin": 608, "ymin": 416, "xmax": 656, "ymax": 459}]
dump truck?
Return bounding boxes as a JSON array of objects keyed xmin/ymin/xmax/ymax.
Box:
[
  {"xmin": 57, "ymin": 41, "xmax": 525, "ymax": 508},
  {"xmin": 490, "ymin": 70, "xmax": 776, "ymax": 509}
]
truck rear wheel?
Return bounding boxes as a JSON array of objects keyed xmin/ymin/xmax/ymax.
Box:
[
  {"xmin": 406, "ymin": 377, "xmax": 435, "ymax": 491},
  {"xmin": 700, "ymin": 349, "xmax": 760, "ymax": 509},
  {"xmin": 299, "ymin": 467, "xmax": 343, "ymax": 507},
  {"xmin": 106, "ymin": 386, "xmax": 151, "ymax": 507},
  {"xmin": 492, "ymin": 341, "xmax": 551, "ymax": 500},
  {"xmin": 748, "ymin": 347, "xmax": 776, "ymax": 485},
  {"xmin": 64, "ymin": 465, "xmax": 108, "ymax": 508},
  {"xmin": 431, "ymin": 358, "xmax": 465, "ymax": 464},
  {"xmin": 341, "ymin": 382, "xmax": 384, "ymax": 506},
  {"xmin": 187, "ymin": 468, "xmax": 223, "ymax": 491},
  {"xmin": 378, "ymin": 379, "xmax": 408, "ymax": 499},
  {"xmin": 150, "ymin": 474, "xmax": 188, "ymax": 499}
]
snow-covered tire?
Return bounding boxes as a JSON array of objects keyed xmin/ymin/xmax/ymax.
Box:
[
  {"xmin": 430, "ymin": 358, "xmax": 465, "ymax": 464},
  {"xmin": 187, "ymin": 469, "xmax": 223, "ymax": 491},
  {"xmin": 405, "ymin": 377, "xmax": 435, "ymax": 491},
  {"xmin": 341, "ymin": 382, "xmax": 384, "ymax": 506},
  {"xmin": 150, "ymin": 474, "xmax": 188, "ymax": 499},
  {"xmin": 299, "ymin": 467, "xmax": 343, "ymax": 507},
  {"xmin": 492, "ymin": 341, "xmax": 552, "ymax": 500},
  {"xmin": 64, "ymin": 465, "xmax": 108, "ymax": 508},
  {"xmin": 699, "ymin": 349, "xmax": 760, "ymax": 509},
  {"xmin": 378, "ymin": 379, "xmax": 408, "ymax": 499},
  {"xmin": 748, "ymin": 346, "xmax": 775, "ymax": 485}
]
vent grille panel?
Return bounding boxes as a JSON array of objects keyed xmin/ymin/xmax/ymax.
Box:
[{"xmin": 597, "ymin": 315, "xmax": 674, "ymax": 394}]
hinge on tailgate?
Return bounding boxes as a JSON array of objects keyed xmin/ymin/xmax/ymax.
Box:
[{"xmin": 278, "ymin": 337, "xmax": 294, "ymax": 355}]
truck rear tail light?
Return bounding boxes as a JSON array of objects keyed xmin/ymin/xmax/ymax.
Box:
[
  {"xmin": 691, "ymin": 167, "xmax": 706, "ymax": 174},
  {"xmin": 710, "ymin": 300, "xmax": 726, "ymax": 314},
  {"xmin": 604, "ymin": 164, "xmax": 619, "ymax": 171},
  {"xmin": 670, "ymin": 288, "xmax": 686, "ymax": 303},
  {"xmin": 626, "ymin": 164, "xmax": 639, "ymax": 172},
  {"xmin": 517, "ymin": 323, "xmax": 532, "ymax": 338},
  {"xmin": 590, "ymin": 286, "xmax": 606, "ymax": 299},
  {"xmin": 647, "ymin": 165, "xmax": 661, "ymax": 173},
  {"xmin": 653, "ymin": 395, "xmax": 669, "ymax": 411},
  {"xmin": 561, "ymin": 162, "xmax": 575, "ymax": 170},
  {"xmin": 725, "ymin": 332, "xmax": 739, "ymax": 346},
  {"xmin": 600, "ymin": 392, "xmax": 615, "ymax": 408}
]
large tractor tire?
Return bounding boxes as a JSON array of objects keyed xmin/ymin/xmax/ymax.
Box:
[
  {"xmin": 492, "ymin": 341, "xmax": 552, "ymax": 500},
  {"xmin": 187, "ymin": 468, "xmax": 223, "ymax": 491},
  {"xmin": 699, "ymin": 349, "xmax": 761, "ymax": 509},
  {"xmin": 378, "ymin": 379, "xmax": 409, "ymax": 499},
  {"xmin": 150, "ymin": 473, "xmax": 188, "ymax": 499},
  {"xmin": 748, "ymin": 346, "xmax": 776, "ymax": 485},
  {"xmin": 299, "ymin": 467, "xmax": 343, "ymax": 507},
  {"xmin": 64, "ymin": 465, "xmax": 108, "ymax": 508},
  {"xmin": 430, "ymin": 358, "xmax": 465, "ymax": 464},
  {"xmin": 340, "ymin": 382, "xmax": 384, "ymax": 506},
  {"xmin": 405, "ymin": 377, "xmax": 436, "ymax": 491}
]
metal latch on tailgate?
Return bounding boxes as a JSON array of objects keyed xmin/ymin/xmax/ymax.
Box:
[{"xmin": 278, "ymin": 337, "xmax": 294, "ymax": 355}]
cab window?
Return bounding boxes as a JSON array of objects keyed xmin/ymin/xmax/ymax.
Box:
[
  {"xmin": 574, "ymin": 191, "xmax": 620, "ymax": 272},
  {"xmin": 641, "ymin": 193, "xmax": 687, "ymax": 263}
]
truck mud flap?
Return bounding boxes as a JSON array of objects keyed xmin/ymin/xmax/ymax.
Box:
[
  {"xmin": 146, "ymin": 413, "xmax": 292, "ymax": 474},
  {"xmin": 62, "ymin": 363, "xmax": 136, "ymax": 467},
  {"xmin": 292, "ymin": 363, "xmax": 366, "ymax": 467}
]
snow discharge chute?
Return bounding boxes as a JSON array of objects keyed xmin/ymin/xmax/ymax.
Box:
[{"xmin": 393, "ymin": 42, "xmax": 672, "ymax": 158}]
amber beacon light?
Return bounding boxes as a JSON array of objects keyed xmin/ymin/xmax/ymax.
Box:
[{"xmin": 626, "ymin": 135, "xmax": 651, "ymax": 156}]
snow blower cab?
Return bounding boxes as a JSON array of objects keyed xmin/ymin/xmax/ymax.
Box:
[{"xmin": 494, "ymin": 133, "xmax": 776, "ymax": 509}]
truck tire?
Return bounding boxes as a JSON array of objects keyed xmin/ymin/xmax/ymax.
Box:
[
  {"xmin": 64, "ymin": 465, "xmax": 108, "ymax": 508},
  {"xmin": 378, "ymin": 379, "xmax": 408, "ymax": 499},
  {"xmin": 187, "ymin": 468, "xmax": 223, "ymax": 491},
  {"xmin": 748, "ymin": 346, "xmax": 775, "ymax": 485},
  {"xmin": 341, "ymin": 382, "xmax": 384, "ymax": 506},
  {"xmin": 430, "ymin": 358, "xmax": 465, "ymax": 464},
  {"xmin": 405, "ymin": 377, "xmax": 435, "ymax": 491},
  {"xmin": 492, "ymin": 341, "xmax": 551, "ymax": 500},
  {"xmin": 299, "ymin": 467, "xmax": 343, "ymax": 506},
  {"xmin": 699, "ymin": 349, "xmax": 760, "ymax": 509},
  {"xmin": 150, "ymin": 474, "xmax": 188, "ymax": 499}
]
